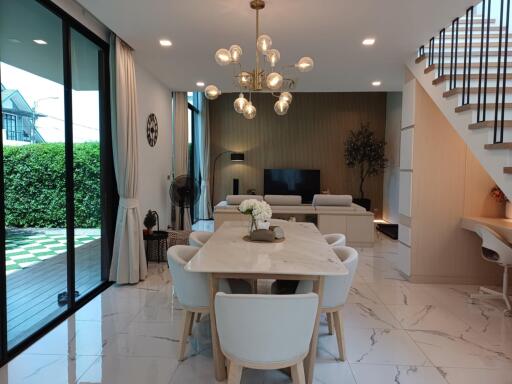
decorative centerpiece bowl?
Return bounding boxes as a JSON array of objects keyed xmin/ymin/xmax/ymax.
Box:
[{"xmin": 239, "ymin": 199, "xmax": 280, "ymax": 241}]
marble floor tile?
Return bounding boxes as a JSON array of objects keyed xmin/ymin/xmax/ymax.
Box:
[
  {"xmin": 0, "ymin": 354, "xmax": 97, "ymax": 384},
  {"xmin": 407, "ymin": 329, "xmax": 512, "ymax": 369},
  {"xmin": 347, "ymin": 282, "xmax": 383, "ymax": 306},
  {"xmin": 329, "ymin": 328, "xmax": 430, "ymax": 366},
  {"xmin": 77, "ymin": 355, "xmax": 178, "ymax": 384},
  {"xmin": 366, "ymin": 281, "xmax": 438, "ymax": 306},
  {"xmin": 313, "ymin": 361, "xmax": 356, "ymax": 384},
  {"xmin": 437, "ymin": 367, "xmax": 512, "ymax": 384},
  {"xmin": 342, "ymin": 303, "xmax": 402, "ymax": 329},
  {"xmin": 350, "ymin": 363, "xmax": 448, "ymax": 384},
  {"xmin": 386, "ymin": 305, "xmax": 471, "ymax": 334}
]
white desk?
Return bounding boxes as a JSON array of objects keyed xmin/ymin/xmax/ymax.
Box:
[
  {"xmin": 461, "ymin": 216, "xmax": 512, "ymax": 243},
  {"xmin": 186, "ymin": 220, "xmax": 348, "ymax": 384}
]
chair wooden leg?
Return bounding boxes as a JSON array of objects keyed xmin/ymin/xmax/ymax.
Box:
[
  {"xmin": 179, "ymin": 310, "xmax": 193, "ymax": 361},
  {"xmin": 196, "ymin": 313, "xmax": 202, "ymax": 323},
  {"xmin": 227, "ymin": 362, "xmax": 243, "ymax": 384},
  {"xmin": 291, "ymin": 360, "xmax": 306, "ymax": 384},
  {"xmin": 333, "ymin": 310, "xmax": 346, "ymax": 361},
  {"xmin": 188, "ymin": 312, "xmax": 195, "ymax": 336},
  {"xmin": 327, "ymin": 312, "xmax": 334, "ymax": 335}
]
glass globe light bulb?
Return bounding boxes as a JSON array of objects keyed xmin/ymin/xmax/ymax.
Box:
[
  {"xmin": 229, "ymin": 44, "xmax": 243, "ymax": 63},
  {"xmin": 215, "ymin": 48, "xmax": 232, "ymax": 66},
  {"xmin": 256, "ymin": 34, "xmax": 272, "ymax": 53},
  {"xmin": 238, "ymin": 71, "xmax": 253, "ymax": 88},
  {"xmin": 204, "ymin": 84, "xmax": 221, "ymax": 100},
  {"xmin": 296, "ymin": 56, "xmax": 314, "ymax": 72},
  {"xmin": 274, "ymin": 99, "xmax": 289, "ymax": 116},
  {"xmin": 279, "ymin": 91, "xmax": 293, "ymax": 104},
  {"xmin": 265, "ymin": 49, "xmax": 280, "ymax": 67},
  {"xmin": 266, "ymin": 72, "xmax": 283, "ymax": 91},
  {"xmin": 233, "ymin": 93, "xmax": 248, "ymax": 114},
  {"xmin": 243, "ymin": 102, "xmax": 256, "ymax": 119}
]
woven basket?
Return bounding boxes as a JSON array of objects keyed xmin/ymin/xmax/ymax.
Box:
[{"xmin": 167, "ymin": 230, "xmax": 191, "ymax": 248}]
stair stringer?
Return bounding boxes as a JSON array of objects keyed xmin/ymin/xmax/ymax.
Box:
[{"xmin": 406, "ymin": 56, "xmax": 512, "ymax": 197}]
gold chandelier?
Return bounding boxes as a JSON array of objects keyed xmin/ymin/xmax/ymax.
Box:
[{"xmin": 203, "ymin": 0, "xmax": 314, "ymax": 119}]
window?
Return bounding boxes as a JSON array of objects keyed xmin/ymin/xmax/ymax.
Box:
[
  {"xmin": 0, "ymin": 0, "xmax": 115, "ymax": 362},
  {"xmin": 187, "ymin": 92, "xmax": 200, "ymax": 223},
  {"xmin": 2, "ymin": 114, "xmax": 16, "ymax": 141}
]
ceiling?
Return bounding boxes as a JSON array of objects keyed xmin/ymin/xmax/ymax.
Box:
[{"xmin": 76, "ymin": 0, "xmax": 476, "ymax": 92}]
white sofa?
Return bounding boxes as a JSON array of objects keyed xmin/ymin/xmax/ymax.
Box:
[{"xmin": 214, "ymin": 194, "xmax": 375, "ymax": 247}]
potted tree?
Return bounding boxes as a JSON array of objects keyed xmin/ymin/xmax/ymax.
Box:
[
  {"xmin": 143, "ymin": 210, "xmax": 157, "ymax": 235},
  {"xmin": 344, "ymin": 123, "xmax": 388, "ymax": 211}
]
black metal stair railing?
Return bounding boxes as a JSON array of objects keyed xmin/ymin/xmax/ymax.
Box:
[{"xmin": 419, "ymin": 0, "xmax": 512, "ymax": 144}]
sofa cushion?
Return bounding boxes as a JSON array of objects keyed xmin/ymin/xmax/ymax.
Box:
[
  {"xmin": 226, "ymin": 194, "xmax": 263, "ymax": 205},
  {"xmin": 312, "ymin": 194, "xmax": 352, "ymax": 207},
  {"xmin": 264, "ymin": 195, "xmax": 302, "ymax": 206}
]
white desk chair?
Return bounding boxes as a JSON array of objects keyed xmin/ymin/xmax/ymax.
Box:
[
  {"xmin": 215, "ymin": 292, "xmax": 319, "ymax": 384},
  {"xmin": 188, "ymin": 231, "xmax": 213, "ymax": 248},
  {"xmin": 323, "ymin": 233, "xmax": 346, "ymax": 247},
  {"xmin": 167, "ymin": 245, "xmax": 231, "ymax": 360},
  {"xmin": 470, "ymin": 225, "xmax": 512, "ymax": 316},
  {"xmin": 296, "ymin": 246, "xmax": 358, "ymax": 361}
]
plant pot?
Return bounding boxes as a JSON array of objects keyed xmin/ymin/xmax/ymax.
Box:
[
  {"xmin": 354, "ymin": 198, "xmax": 371, "ymax": 211},
  {"xmin": 506, "ymin": 201, "xmax": 512, "ymax": 219},
  {"xmin": 146, "ymin": 227, "xmax": 154, "ymax": 235}
]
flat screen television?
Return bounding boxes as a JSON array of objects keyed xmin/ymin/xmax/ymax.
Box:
[{"xmin": 264, "ymin": 169, "xmax": 320, "ymax": 203}]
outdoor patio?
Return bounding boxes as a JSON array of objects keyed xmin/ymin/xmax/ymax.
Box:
[{"xmin": 5, "ymin": 229, "xmax": 101, "ymax": 347}]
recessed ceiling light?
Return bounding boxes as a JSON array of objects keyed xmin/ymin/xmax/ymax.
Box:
[
  {"xmin": 33, "ymin": 39, "xmax": 47, "ymax": 45},
  {"xmin": 372, "ymin": 80, "xmax": 382, "ymax": 87},
  {"xmin": 196, "ymin": 81, "xmax": 205, "ymax": 87},
  {"xmin": 159, "ymin": 39, "xmax": 172, "ymax": 47},
  {"xmin": 362, "ymin": 38, "xmax": 376, "ymax": 46}
]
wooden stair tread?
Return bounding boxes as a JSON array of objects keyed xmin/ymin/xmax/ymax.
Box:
[
  {"xmin": 469, "ymin": 120, "xmax": 512, "ymax": 129},
  {"xmin": 504, "ymin": 167, "xmax": 512, "ymax": 174},
  {"xmin": 484, "ymin": 142, "xmax": 512, "ymax": 149},
  {"xmin": 424, "ymin": 62, "xmax": 502, "ymax": 74},
  {"xmin": 443, "ymin": 87, "xmax": 512, "ymax": 97},
  {"xmin": 415, "ymin": 55, "xmax": 426, "ymax": 64},
  {"xmin": 456, "ymin": 103, "xmax": 512, "ymax": 112},
  {"xmin": 433, "ymin": 73, "xmax": 501, "ymax": 85}
]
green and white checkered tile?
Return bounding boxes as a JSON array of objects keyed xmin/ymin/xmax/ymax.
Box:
[{"xmin": 5, "ymin": 231, "xmax": 100, "ymax": 275}]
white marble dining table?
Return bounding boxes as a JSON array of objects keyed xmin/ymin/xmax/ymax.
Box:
[{"xmin": 185, "ymin": 220, "xmax": 348, "ymax": 384}]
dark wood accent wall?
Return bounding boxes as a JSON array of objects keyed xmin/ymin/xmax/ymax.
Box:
[{"xmin": 209, "ymin": 92, "xmax": 387, "ymax": 216}]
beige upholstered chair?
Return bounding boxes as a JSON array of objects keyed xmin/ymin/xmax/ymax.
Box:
[
  {"xmin": 296, "ymin": 246, "xmax": 358, "ymax": 361},
  {"xmin": 215, "ymin": 292, "xmax": 319, "ymax": 384},
  {"xmin": 167, "ymin": 245, "xmax": 230, "ymax": 360},
  {"xmin": 188, "ymin": 231, "xmax": 213, "ymax": 248}
]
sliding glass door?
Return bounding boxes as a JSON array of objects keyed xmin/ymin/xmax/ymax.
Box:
[{"xmin": 0, "ymin": 0, "xmax": 114, "ymax": 361}]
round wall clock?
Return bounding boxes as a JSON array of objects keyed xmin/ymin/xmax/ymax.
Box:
[{"xmin": 146, "ymin": 113, "xmax": 158, "ymax": 147}]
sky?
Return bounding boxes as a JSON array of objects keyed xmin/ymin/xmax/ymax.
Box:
[{"xmin": 1, "ymin": 62, "xmax": 100, "ymax": 143}]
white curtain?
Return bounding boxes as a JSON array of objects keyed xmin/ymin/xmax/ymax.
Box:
[
  {"xmin": 109, "ymin": 35, "xmax": 147, "ymax": 284},
  {"xmin": 198, "ymin": 95, "xmax": 212, "ymax": 219},
  {"xmin": 172, "ymin": 92, "xmax": 191, "ymax": 229}
]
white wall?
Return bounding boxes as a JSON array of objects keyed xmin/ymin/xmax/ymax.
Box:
[
  {"xmin": 383, "ymin": 92, "xmax": 402, "ymax": 223},
  {"xmin": 136, "ymin": 63, "xmax": 173, "ymax": 229}
]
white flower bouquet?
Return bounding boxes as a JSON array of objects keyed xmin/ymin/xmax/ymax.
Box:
[{"xmin": 239, "ymin": 199, "xmax": 272, "ymax": 232}]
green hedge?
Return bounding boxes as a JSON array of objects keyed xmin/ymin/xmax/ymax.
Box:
[{"xmin": 3, "ymin": 142, "xmax": 101, "ymax": 228}]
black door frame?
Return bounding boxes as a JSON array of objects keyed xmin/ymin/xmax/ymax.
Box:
[{"xmin": 0, "ymin": 0, "xmax": 117, "ymax": 366}]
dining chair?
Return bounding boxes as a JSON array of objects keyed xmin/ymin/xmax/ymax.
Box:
[
  {"xmin": 188, "ymin": 231, "xmax": 213, "ymax": 248},
  {"xmin": 167, "ymin": 245, "xmax": 231, "ymax": 361},
  {"xmin": 215, "ymin": 292, "xmax": 319, "ymax": 384},
  {"xmin": 469, "ymin": 225, "xmax": 512, "ymax": 316},
  {"xmin": 323, "ymin": 233, "xmax": 346, "ymax": 247},
  {"xmin": 295, "ymin": 246, "xmax": 358, "ymax": 361}
]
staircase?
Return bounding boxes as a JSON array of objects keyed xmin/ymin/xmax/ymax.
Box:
[{"xmin": 407, "ymin": 1, "xmax": 512, "ymax": 197}]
